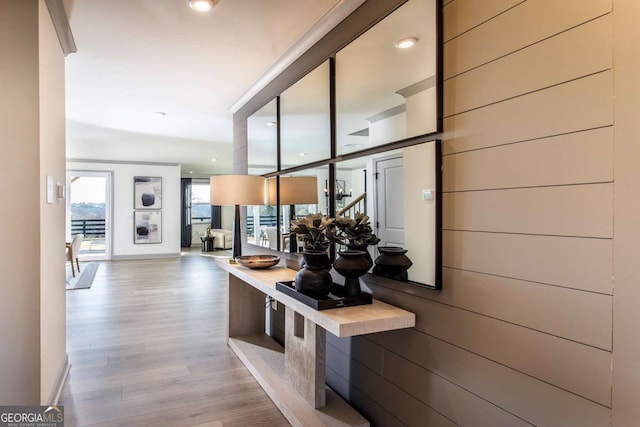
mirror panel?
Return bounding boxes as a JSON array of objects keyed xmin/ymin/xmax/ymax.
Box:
[
  {"xmin": 281, "ymin": 166, "xmax": 330, "ymax": 253},
  {"xmin": 335, "ymin": 142, "xmax": 439, "ymax": 286},
  {"xmin": 280, "ymin": 61, "xmax": 331, "ymax": 168},
  {"xmin": 336, "ymin": 0, "xmax": 437, "ymax": 155},
  {"xmin": 248, "ymin": 99, "xmax": 277, "ymax": 174},
  {"xmin": 247, "ymin": 177, "xmax": 276, "ymax": 248}
]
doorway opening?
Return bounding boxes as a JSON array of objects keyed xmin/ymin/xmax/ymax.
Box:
[{"xmin": 66, "ymin": 171, "xmax": 112, "ymax": 261}]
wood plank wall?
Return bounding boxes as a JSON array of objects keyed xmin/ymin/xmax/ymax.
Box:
[{"xmin": 326, "ymin": 0, "xmax": 616, "ymax": 425}]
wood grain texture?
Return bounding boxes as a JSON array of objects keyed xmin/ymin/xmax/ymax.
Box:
[
  {"xmin": 443, "ymin": 230, "xmax": 613, "ymax": 294},
  {"xmin": 442, "ymin": 70, "xmax": 614, "ymax": 154},
  {"xmin": 284, "ymin": 306, "xmax": 327, "ymax": 408},
  {"xmin": 444, "ymin": 14, "xmax": 612, "ymax": 116},
  {"xmin": 443, "ymin": 127, "xmax": 613, "ymax": 192},
  {"xmin": 228, "ymin": 274, "xmax": 266, "ymax": 338},
  {"xmin": 443, "ymin": 183, "xmax": 613, "ymax": 238},
  {"xmin": 217, "ymin": 260, "xmax": 415, "ymax": 337},
  {"xmin": 61, "ymin": 252, "xmax": 289, "ymax": 426},
  {"xmin": 229, "ymin": 335, "xmax": 369, "ymax": 427},
  {"xmin": 443, "ymin": 0, "xmax": 611, "ymax": 78}
]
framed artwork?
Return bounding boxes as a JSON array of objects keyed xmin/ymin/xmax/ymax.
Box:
[
  {"xmin": 134, "ymin": 210, "xmax": 162, "ymax": 244},
  {"xmin": 134, "ymin": 176, "xmax": 162, "ymax": 209}
]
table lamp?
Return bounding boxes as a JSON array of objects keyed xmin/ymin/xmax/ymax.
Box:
[
  {"xmin": 277, "ymin": 176, "xmax": 319, "ymax": 252},
  {"xmin": 210, "ymin": 174, "xmax": 266, "ymax": 259}
]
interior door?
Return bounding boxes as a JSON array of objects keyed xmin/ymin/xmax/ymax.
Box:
[
  {"xmin": 66, "ymin": 171, "xmax": 112, "ymax": 261},
  {"xmin": 374, "ymin": 156, "xmax": 404, "ymax": 248}
]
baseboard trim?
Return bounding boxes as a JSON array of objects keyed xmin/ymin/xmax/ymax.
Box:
[
  {"xmin": 48, "ymin": 355, "xmax": 70, "ymax": 406},
  {"xmin": 111, "ymin": 253, "xmax": 181, "ymax": 261}
]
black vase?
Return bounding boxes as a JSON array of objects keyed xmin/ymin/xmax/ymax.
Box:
[
  {"xmin": 295, "ymin": 250, "xmax": 333, "ymax": 298},
  {"xmin": 373, "ymin": 246, "xmax": 413, "ymax": 281},
  {"xmin": 346, "ymin": 244, "xmax": 373, "ymax": 265},
  {"xmin": 333, "ymin": 250, "xmax": 373, "ymax": 297},
  {"xmin": 298, "ymin": 249, "xmax": 332, "ymax": 270}
]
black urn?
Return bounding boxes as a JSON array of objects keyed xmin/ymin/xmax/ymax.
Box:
[
  {"xmin": 373, "ymin": 246, "xmax": 413, "ymax": 281},
  {"xmin": 333, "ymin": 250, "xmax": 372, "ymax": 297},
  {"xmin": 295, "ymin": 250, "xmax": 333, "ymax": 298}
]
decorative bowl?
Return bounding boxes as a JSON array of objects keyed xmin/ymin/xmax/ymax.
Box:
[{"xmin": 235, "ymin": 255, "xmax": 280, "ymax": 269}]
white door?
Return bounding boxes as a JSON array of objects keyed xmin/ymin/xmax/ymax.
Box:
[
  {"xmin": 374, "ymin": 156, "xmax": 404, "ymax": 248},
  {"xmin": 66, "ymin": 171, "xmax": 112, "ymax": 261}
]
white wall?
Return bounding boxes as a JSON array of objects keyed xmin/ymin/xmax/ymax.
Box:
[
  {"xmin": 0, "ymin": 0, "xmax": 41, "ymax": 404},
  {"xmin": 0, "ymin": 0, "xmax": 68, "ymax": 404},
  {"xmin": 38, "ymin": 0, "xmax": 67, "ymax": 404},
  {"xmin": 67, "ymin": 161, "xmax": 181, "ymax": 258}
]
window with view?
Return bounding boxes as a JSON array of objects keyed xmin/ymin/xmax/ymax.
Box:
[{"xmin": 191, "ymin": 182, "xmax": 211, "ymax": 223}]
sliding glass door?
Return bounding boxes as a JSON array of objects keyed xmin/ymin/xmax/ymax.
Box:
[{"xmin": 66, "ymin": 171, "xmax": 112, "ymax": 260}]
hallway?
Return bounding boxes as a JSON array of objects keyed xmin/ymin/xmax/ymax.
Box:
[{"xmin": 61, "ymin": 252, "xmax": 289, "ymax": 426}]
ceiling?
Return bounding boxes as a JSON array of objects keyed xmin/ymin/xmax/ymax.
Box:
[{"xmin": 63, "ymin": 0, "xmax": 363, "ymax": 176}]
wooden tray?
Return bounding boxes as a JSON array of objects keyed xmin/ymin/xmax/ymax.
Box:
[{"xmin": 275, "ymin": 281, "xmax": 372, "ymax": 310}]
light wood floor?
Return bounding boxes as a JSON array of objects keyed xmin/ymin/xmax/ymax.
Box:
[{"xmin": 62, "ymin": 250, "xmax": 289, "ymax": 427}]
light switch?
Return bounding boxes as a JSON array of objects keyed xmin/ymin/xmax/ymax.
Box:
[{"xmin": 423, "ymin": 189, "xmax": 434, "ymax": 201}]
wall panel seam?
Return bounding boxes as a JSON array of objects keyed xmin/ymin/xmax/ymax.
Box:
[
  {"xmin": 444, "ymin": 69, "xmax": 612, "ymax": 119},
  {"xmin": 329, "ymin": 338, "xmax": 537, "ymax": 426},
  {"xmin": 444, "ymin": 12, "xmax": 612, "ymax": 80},
  {"xmin": 442, "ymin": 228, "xmax": 613, "ymax": 241},
  {"xmin": 367, "ymin": 282, "xmax": 613, "ymax": 350},
  {"xmin": 442, "ymin": 125, "xmax": 613, "ymax": 156},
  {"xmin": 443, "ymin": 0, "xmax": 527, "ymax": 43},
  {"xmin": 441, "ymin": 266, "xmax": 614, "ymax": 297},
  {"xmin": 326, "ymin": 354, "xmax": 460, "ymax": 426},
  {"xmin": 327, "ymin": 366, "xmax": 404, "ymax": 424},
  {"xmin": 371, "ymin": 329, "xmax": 613, "ymax": 410},
  {"xmin": 442, "ymin": 180, "xmax": 614, "ymax": 194}
]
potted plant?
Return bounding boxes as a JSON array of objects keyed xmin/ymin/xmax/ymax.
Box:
[
  {"xmin": 327, "ymin": 213, "xmax": 380, "ymax": 254},
  {"xmin": 290, "ymin": 213, "xmax": 334, "ymax": 294},
  {"xmin": 290, "ymin": 213, "xmax": 333, "ymax": 251}
]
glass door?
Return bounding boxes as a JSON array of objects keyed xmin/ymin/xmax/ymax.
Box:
[{"xmin": 66, "ymin": 171, "xmax": 112, "ymax": 260}]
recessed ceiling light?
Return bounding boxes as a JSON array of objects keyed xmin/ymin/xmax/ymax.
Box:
[
  {"xmin": 189, "ymin": 0, "xmax": 218, "ymax": 12},
  {"xmin": 395, "ymin": 37, "xmax": 419, "ymax": 49},
  {"xmin": 265, "ymin": 121, "xmax": 277, "ymax": 127},
  {"xmin": 299, "ymin": 153, "xmax": 307, "ymax": 157},
  {"xmin": 211, "ymin": 158, "xmax": 217, "ymax": 162},
  {"xmin": 189, "ymin": 171, "xmax": 194, "ymax": 174},
  {"xmin": 153, "ymin": 111, "xmax": 166, "ymax": 118}
]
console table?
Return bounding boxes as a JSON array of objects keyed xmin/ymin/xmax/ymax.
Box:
[{"xmin": 216, "ymin": 260, "xmax": 416, "ymax": 427}]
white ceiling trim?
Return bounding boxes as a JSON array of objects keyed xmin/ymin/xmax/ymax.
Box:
[{"xmin": 229, "ymin": 0, "xmax": 365, "ymax": 113}]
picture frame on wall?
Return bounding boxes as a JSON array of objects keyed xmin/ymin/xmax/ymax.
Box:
[
  {"xmin": 134, "ymin": 210, "xmax": 162, "ymax": 244},
  {"xmin": 134, "ymin": 176, "xmax": 162, "ymax": 209}
]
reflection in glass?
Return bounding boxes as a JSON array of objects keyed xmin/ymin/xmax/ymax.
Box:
[
  {"xmin": 247, "ymin": 99, "xmax": 277, "ymax": 174},
  {"xmin": 336, "ymin": 0, "xmax": 437, "ymax": 155},
  {"xmin": 281, "ymin": 61, "xmax": 331, "ymax": 168},
  {"xmin": 334, "ymin": 143, "xmax": 437, "ymax": 285}
]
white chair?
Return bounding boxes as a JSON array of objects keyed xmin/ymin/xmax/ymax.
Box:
[
  {"xmin": 209, "ymin": 229, "xmax": 233, "ymax": 249},
  {"xmin": 67, "ymin": 234, "xmax": 84, "ymax": 278}
]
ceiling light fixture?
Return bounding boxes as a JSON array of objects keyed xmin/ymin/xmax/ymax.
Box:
[
  {"xmin": 394, "ymin": 37, "xmax": 419, "ymax": 49},
  {"xmin": 153, "ymin": 111, "xmax": 166, "ymax": 118},
  {"xmin": 211, "ymin": 158, "xmax": 217, "ymax": 162},
  {"xmin": 189, "ymin": 0, "xmax": 218, "ymax": 12},
  {"xmin": 299, "ymin": 152, "xmax": 307, "ymax": 157}
]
